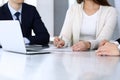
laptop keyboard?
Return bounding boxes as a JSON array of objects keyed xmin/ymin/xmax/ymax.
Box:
[{"xmin": 26, "ymin": 45, "xmax": 49, "ymax": 51}]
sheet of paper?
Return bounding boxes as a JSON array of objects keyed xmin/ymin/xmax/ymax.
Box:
[{"xmin": 42, "ymin": 45, "xmax": 72, "ymax": 52}]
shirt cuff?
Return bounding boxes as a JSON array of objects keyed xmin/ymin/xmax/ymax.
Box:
[
  {"xmin": 24, "ymin": 37, "xmax": 30, "ymax": 45},
  {"xmin": 110, "ymin": 40, "xmax": 120, "ymax": 50},
  {"xmin": 110, "ymin": 40, "xmax": 119, "ymax": 45}
]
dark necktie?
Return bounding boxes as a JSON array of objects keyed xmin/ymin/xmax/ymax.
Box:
[{"xmin": 14, "ymin": 12, "xmax": 20, "ymax": 21}]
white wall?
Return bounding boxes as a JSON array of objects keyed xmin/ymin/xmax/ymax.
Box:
[
  {"xmin": 68, "ymin": 0, "xmax": 76, "ymax": 7},
  {"xmin": 36, "ymin": 0, "xmax": 54, "ymax": 37},
  {"xmin": 25, "ymin": 0, "xmax": 37, "ymax": 6},
  {"xmin": 0, "ymin": 0, "xmax": 37, "ymax": 6}
]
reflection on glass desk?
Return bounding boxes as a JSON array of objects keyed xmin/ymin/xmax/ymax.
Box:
[{"xmin": 0, "ymin": 47, "xmax": 120, "ymax": 80}]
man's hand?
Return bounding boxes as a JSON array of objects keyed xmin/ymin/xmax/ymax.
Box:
[
  {"xmin": 96, "ymin": 42, "xmax": 120, "ymax": 56},
  {"xmin": 99, "ymin": 39, "xmax": 109, "ymax": 47}
]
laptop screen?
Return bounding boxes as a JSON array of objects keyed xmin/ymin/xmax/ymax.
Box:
[{"xmin": 0, "ymin": 20, "xmax": 27, "ymax": 53}]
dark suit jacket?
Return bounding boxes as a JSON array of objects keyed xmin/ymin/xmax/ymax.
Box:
[
  {"xmin": 116, "ymin": 38, "xmax": 120, "ymax": 44},
  {"xmin": 0, "ymin": 3, "xmax": 50, "ymax": 45}
]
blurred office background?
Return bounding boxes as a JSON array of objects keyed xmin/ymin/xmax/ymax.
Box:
[{"xmin": 0, "ymin": 0, "xmax": 120, "ymax": 40}]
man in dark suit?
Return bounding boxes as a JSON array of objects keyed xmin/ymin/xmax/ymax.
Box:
[{"xmin": 0, "ymin": 0, "xmax": 50, "ymax": 45}]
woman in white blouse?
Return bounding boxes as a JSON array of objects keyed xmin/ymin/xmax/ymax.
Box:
[{"xmin": 54, "ymin": 0, "xmax": 117, "ymax": 51}]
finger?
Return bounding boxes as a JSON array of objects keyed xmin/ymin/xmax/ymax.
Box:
[
  {"xmin": 95, "ymin": 50, "xmax": 100, "ymax": 53},
  {"xmin": 57, "ymin": 44, "xmax": 62, "ymax": 48},
  {"xmin": 97, "ymin": 52, "xmax": 103, "ymax": 56},
  {"xmin": 56, "ymin": 41, "xmax": 64, "ymax": 48},
  {"xmin": 99, "ymin": 40, "xmax": 108, "ymax": 47},
  {"xmin": 97, "ymin": 51, "xmax": 108, "ymax": 56},
  {"xmin": 72, "ymin": 45, "xmax": 77, "ymax": 50},
  {"xmin": 72, "ymin": 49, "xmax": 80, "ymax": 52},
  {"xmin": 53, "ymin": 41, "xmax": 58, "ymax": 46},
  {"xmin": 99, "ymin": 42, "xmax": 105, "ymax": 47},
  {"xmin": 97, "ymin": 46, "xmax": 107, "ymax": 52},
  {"xmin": 72, "ymin": 44, "xmax": 79, "ymax": 49},
  {"xmin": 72, "ymin": 46, "xmax": 81, "ymax": 52},
  {"xmin": 54, "ymin": 38, "xmax": 59, "ymax": 42},
  {"xmin": 54, "ymin": 37, "xmax": 61, "ymax": 42}
]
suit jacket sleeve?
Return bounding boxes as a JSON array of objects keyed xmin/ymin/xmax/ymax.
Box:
[
  {"xmin": 116, "ymin": 38, "xmax": 120, "ymax": 44},
  {"xmin": 27, "ymin": 6, "xmax": 50, "ymax": 45}
]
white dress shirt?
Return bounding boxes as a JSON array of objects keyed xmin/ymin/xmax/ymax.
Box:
[
  {"xmin": 110, "ymin": 40, "xmax": 120, "ymax": 50},
  {"xmin": 8, "ymin": 3, "xmax": 30, "ymax": 44}
]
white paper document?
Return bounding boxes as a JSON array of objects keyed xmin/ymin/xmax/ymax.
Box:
[{"xmin": 42, "ymin": 45, "xmax": 72, "ymax": 52}]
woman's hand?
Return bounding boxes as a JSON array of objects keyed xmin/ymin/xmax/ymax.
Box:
[
  {"xmin": 72, "ymin": 41, "xmax": 91, "ymax": 51},
  {"xmin": 53, "ymin": 37, "xmax": 65, "ymax": 48}
]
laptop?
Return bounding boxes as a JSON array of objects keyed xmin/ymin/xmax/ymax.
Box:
[{"xmin": 0, "ymin": 20, "xmax": 49, "ymax": 54}]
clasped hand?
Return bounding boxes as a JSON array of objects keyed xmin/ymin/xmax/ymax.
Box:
[
  {"xmin": 54, "ymin": 37, "xmax": 91, "ymax": 51},
  {"xmin": 72, "ymin": 41, "xmax": 91, "ymax": 51},
  {"xmin": 96, "ymin": 40, "xmax": 120, "ymax": 56}
]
